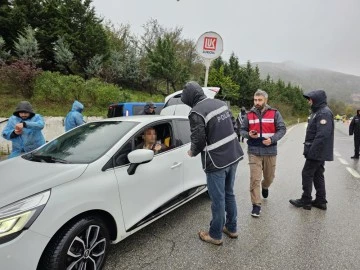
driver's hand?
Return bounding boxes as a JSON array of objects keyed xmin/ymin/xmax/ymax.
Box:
[{"xmin": 154, "ymin": 144, "xmax": 162, "ymax": 151}]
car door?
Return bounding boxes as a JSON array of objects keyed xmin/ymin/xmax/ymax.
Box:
[
  {"xmin": 113, "ymin": 121, "xmax": 184, "ymax": 231},
  {"xmin": 173, "ymin": 119, "xmax": 207, "ymax": 191}
]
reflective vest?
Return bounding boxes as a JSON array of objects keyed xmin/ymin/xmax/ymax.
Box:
[
  {"xmin": 191, "ymin": 98, "xmax": 243, "ymax": 171},
  {"xmin": 247, "ymin": 109, "xmax": 277, "ymax": 147}
]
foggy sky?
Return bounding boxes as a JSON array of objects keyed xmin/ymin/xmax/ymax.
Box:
[{"xmin": 92, "ymin": 0, "xmax": 360, "ymax": 76}]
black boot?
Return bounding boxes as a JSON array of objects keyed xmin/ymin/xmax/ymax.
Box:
[
  {"xmin": 311, "ymin": 200, "xmax": 327, "ymax": 210},
  {"xmin": 289, "ymin": 199, "xmax": 311, "ymax": 210},
  {"xmin": 351, "ymin": 156, "xmax": 359, "ymax": 159}
]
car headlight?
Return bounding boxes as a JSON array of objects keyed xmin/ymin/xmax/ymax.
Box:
[{"xmin": 0, "ymin": 190, "xmax": 50, "ymax": 241}]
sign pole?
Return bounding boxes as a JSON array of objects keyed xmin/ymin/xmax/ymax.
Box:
[{"xmin": 203, "ymin": 59, "xmax": 211, "ymax": 87}]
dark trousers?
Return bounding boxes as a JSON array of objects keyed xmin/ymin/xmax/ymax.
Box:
[
  {"xmin": 301, "ymin": 159, "xmax": 327, "ymax": 204},
  {"xmin": 354, "ymin": 136, "xmax": 360, "ymax": 157}
]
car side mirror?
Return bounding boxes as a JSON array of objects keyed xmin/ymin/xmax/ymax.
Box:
[{"xmin": 127, "ymin": 149, "xmax": 154, "ymax": 175}]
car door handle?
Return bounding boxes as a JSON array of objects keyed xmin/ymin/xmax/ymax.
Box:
[{"xmin": 171, "ymin": 162, "xmax": 182, "ymax": 169}]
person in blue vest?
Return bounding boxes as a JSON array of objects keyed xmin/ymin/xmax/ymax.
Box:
[
  {"xmin": 2, "ymin": 101, "xmax": 45, "ymax": 158},
  {"xmin": 64, "ymin": 100, "xmax": 85, "ymax": 132},
  {"xmin": 240, "ymin": 89, "xmax": 286, "ymax": 217},
  {"xmin": 290, "ymin": 90, "xmax": 334, "ymax": 210},
  {"xmin": 181, "ymin": 81, "xmax": 244, "ymax": 245}
]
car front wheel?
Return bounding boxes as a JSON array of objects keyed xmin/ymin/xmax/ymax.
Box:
[{"xmin": 39, "ymin": 216, "xmax": 110, "ymax": 270}]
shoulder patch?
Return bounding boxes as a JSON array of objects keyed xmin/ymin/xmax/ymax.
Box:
[{"xmin": 320, "ymin": 119, "xmax": 327, "ymax": 125}]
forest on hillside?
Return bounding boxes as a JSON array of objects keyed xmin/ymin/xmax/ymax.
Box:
[{"xmin": 1, "ymin": 0, "xmax": 310, "ymax": 118}]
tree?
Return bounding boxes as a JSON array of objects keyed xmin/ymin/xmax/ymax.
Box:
[
  {"xmin": 13, "ymin": 26, "xmax": 41, "ymax": 65},
  {"xmin": 102, "ymin": 23, "xmax": 141, "ymax": 87},
  {"xmin": 53, "ymin": 36, "xmax": 74, "ymax": 74},
  {"xmin": 85, "ymin": 54, "xmax": 103, "ymax": 78},
  {"xmin": 1, "ymin": 0, "xmax": 109, "ymax": 74},
  {"xmin": 0, "ymin": 36, "xmax": 10, "ymax": 64},
  {"xmin": 146, "ymin": 34, "xmax": 184, "ymax": 94},
  {"xmin": 208, "ymin": 65, "xmax": 240, "ymax": 102}
]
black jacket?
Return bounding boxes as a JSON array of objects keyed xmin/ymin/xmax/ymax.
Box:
[
  {"xmin": 349, "ymin": 110, "xmax": 360, "ymax": 137},
  {"xmin": 181, "ymin": 81, "xmax": 243, "ymax": 172},
  {"xmin": 303, "ymin": 90, "xmax": 334, "ymax": 161}
]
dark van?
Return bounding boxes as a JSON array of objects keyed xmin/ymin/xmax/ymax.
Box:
[{"xmin": 107, "ymin": 102, "xmax": 165, "ymax": 118}]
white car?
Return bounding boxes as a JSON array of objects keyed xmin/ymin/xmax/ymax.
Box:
[{"xmin": 0, "ymin": 88, "xmax": 218, "ymax": 270}]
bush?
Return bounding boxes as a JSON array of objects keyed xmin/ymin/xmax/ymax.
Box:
[
  {"xmin": 0, "ymin": 60, "xmax": 41, "ymax": 98},
  {"xmin": 34, "ymin": 71, "xmax": 85, "ymax": 102},
  {"xmin": 85, "ymin": 78, "xmax": 122, "ymax": 106}
]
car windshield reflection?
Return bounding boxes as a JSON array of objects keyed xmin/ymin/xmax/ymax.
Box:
[{"xmin": 23, "ymin": 121, "xmax": 138, "ymax": 164}]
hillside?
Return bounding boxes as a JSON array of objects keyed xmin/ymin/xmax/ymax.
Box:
[{"xmin": 254, "ymin": 61, "xmax": 360, "ymax": 103}]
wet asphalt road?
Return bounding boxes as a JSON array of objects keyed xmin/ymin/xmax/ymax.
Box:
[{"xmin": 104, "ymin": 121, "xmax": 360, "ymax": 270}]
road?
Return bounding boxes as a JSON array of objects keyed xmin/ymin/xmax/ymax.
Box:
[{"xmin": 104, "ymin": 121, "xmax": 360, "ymax": 269}]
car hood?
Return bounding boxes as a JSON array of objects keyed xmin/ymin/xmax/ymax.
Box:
[{"xmin": 0, "ymin": 157, "xmax": 88, "ymax": 208}]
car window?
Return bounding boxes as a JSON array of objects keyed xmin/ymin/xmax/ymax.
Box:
[
  {"xmin": 134, "ymin": 123, "xmax": 173, "ymax": 152},
  {"xmin": 154, "ymin": 105, "xmax": 164, "ymax": 114},
  {"xmin": 107, "ymin": 104, "xmax": 124, "ymax": 118},
  {"xmin": 174, "ymin": 120, "xmax": 191, "ymax": 146},
  {"xmin": 114, "ymin": 139, "xmax": 133, "ymax": 167},
  {"xmin": 132, "ymin": 105, "xmax": 144, "ymax": 115},
  {"xmin": 114, "ymin": 122, "xmax": 174, "ymax": 168},
  {"xmin": 164, "ymin": 96, "xmax": 183, "ymax": 108},
  {"xmin": 25, "ymin": 121, "xmax": 138, "ymax": 164}
]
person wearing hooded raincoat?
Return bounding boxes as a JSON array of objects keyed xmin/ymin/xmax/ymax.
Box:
[
  {"xmin": 2, "ymin": 101, "xmax": 46, "ymax": 158},
  {"xmin": 64, "ymin": 100, "xmax": 85, "ymax": 132},
  {"xmin": 141, "ymin": 102, "xmax": 157, "ymax": 115},
  {"xmin": 181, "ymin": 81, "xmax": 243, "ymax": 245},
  {"xmin": 349, "ymin": 109, "xmax": 360, "ymax": 159},
  {"xmin": 290, "ymin": 90, "xmax": 334, "ymax": 211}
]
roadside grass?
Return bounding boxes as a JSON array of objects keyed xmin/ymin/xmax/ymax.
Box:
[{"xmin": 0, "ymin": 90, "xmax": 166, "ymax": 117}]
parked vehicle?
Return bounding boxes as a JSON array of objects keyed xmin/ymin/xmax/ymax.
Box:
[
  {"xmin": 160, "ymin": 87, "xmax": 220, "ymax": 116},
  {"xmin": 107, "ymin": 102, "xmax": 165, "ymax": 118},
  {"xmin": 0, "ymin": 86, "xmax": 221, "ymax": 270}
]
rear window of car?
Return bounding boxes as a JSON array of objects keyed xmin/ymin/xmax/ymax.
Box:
[
  {"xmin": 25, "ymin": 121, "xmax": 138, "ymax": 164},
  {"xmin": 164, "ymin": 96, "xmax": 183, "ymax": 108}
]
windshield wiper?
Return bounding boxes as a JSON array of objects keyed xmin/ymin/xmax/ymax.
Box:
[{"xmin": 30, "ymin": 153, "xmax": 69, "ymax": 164}]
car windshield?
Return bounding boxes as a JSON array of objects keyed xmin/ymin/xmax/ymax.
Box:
[{"xmin": 23, "ymin": 121, "xmax": 138, "ymax": 164}]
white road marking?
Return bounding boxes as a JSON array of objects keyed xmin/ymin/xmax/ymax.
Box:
[
  {"xmin": 346, "ymin": 167, "xmax": 360, "ymax": 178},
  {"xmin": 338, "ymin": 158, "xmax": 349, "ymax": 165}
]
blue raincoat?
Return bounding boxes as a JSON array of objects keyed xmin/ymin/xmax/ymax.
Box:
[
  {"xmin": 2, "ymin": 114, "xmax": 46, "ymax": 158},
  {"xmin": 64, "ymin": 101, "xmax": 85, "ymax": 132}
]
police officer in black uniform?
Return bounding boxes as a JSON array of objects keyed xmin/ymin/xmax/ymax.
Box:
[
  {"xmin": 181, "ymin": 81, "xmax": 243, "ymax": 245},
  {"xmin": 349, "ymin": 110, "xmax": 360, "ymax": 159},
  {"xmin": 290, "ymin": 90, "xmax": 334, "ymax": 210}
]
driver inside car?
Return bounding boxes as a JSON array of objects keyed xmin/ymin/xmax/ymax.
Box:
[{"xmin": 137, "ymin": 127, "xmax": 167, "ymax": 154}]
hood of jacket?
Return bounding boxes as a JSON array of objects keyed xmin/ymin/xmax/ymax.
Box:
[
  {"xmin": 303, "ymin": 90, "xmax": 327, "ymax": 112},
  {"xmin": 71, "ymin": 100, "xmax": 84, "ymax": 113},
  {"xmin": 144, "ymin": 102, "xmax": 156, "ymax": 114},
  {"xmin": 13, "ymin": 101, "xmax": 35, "ymax": 118},
  {"xmin": 181, "ymin": 81, "xmax": 207, "ymax": 108}
]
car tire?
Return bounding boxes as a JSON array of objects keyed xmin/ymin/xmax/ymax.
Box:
[{"xmin": 39, "ymin": 216, "xmax": 110, "ymax": 270}]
